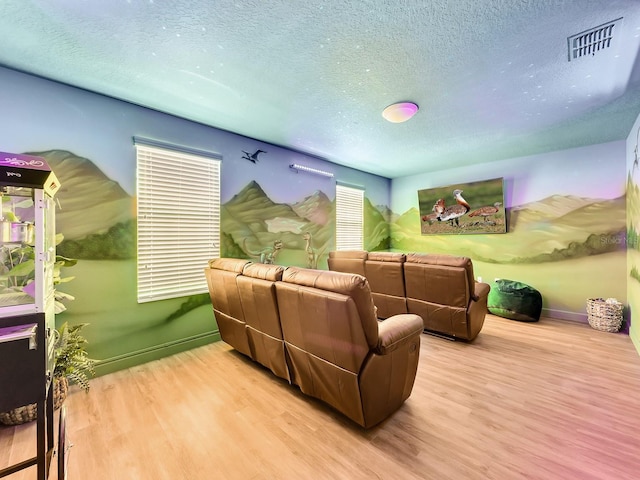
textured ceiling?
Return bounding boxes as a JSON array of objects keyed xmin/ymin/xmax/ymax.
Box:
[{"xmin": 0, "ymin": 0, "xmax": 639, "ymax": 179}]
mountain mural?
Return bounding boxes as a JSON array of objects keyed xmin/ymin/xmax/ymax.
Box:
[
  {"xmin": 375, "ymin": 204, "xmax": 395, "ymax": 223},
  {"xmin": 627, "ymin": 174, "xmax": 640, "ymax": 243},
  {"xmin": 392, "ymin": 194, "xmax": 626, "ymax": 264},
  {"xmin": 364, "ymin": 197, "xmax": 390, "ymax": 251},
  {"xmin": 222, "ymin": 180, "xmax": 334, "ymax": 265},
  {"xmin": 26, "ymin": 150, "xmax": 133, "ymax": 240},
  {"xmin": 291, "ymin": 190, "xmax": 332, "ymax": 226}
]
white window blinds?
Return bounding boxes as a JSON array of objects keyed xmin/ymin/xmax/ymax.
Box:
[
  {"xmin": 135, "ymin": 142, "xmax": 220, "ymax": 303},
  {"xmin": 335, "ymin": 184, "xmax": 364, "ymax": 250}
]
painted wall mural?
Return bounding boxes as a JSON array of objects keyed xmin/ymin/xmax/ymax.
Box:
[
  {"xmin": 626, "ymin": 114, "xmax": 640, "ymax": 351},
  {"xmin": 220, "ymin": 179, "xmax": 390, "ymax": 268},
  {"xmin": 4, "ymin": 146, "xmax": 391, "ymax": 376},
  {"xmin": 13, "ymin": 149, "xmax": 214, "ymax": 374},
  {"xmin": 5, "ymin": 149, "xmax": 389, "ymax": 374},
  {"xmin": 221, "ymin": 180, "xmax": 334, "ymax": 269},
  {"xmin": 391, "ymin": 142, "xmax": 628, "ymax": 322},
  {"xmin": 0, "ymin": 65, "xmax": 391, "ymax": 375}
]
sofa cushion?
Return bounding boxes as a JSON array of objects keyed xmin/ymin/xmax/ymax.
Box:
[
  {"xmin": 329, "ymin": 250, "xmax": 368, "ymax": 260},
  {"xmin": 208, "ymin": 257, "xmax": 250, "ymax": 273},
  {"xmin": 237, "ymin": 263, "xmax": 289, "ymax": 381},
  {"xmin": 242, "ymin": 262, "xmax": 284, "ymax": 281},
  {"xmin": 204, "ymin": 258, "xmax": 252, "ymax": 357},
  {"xmin": 327, "ymin": 250, "xmax": 367, "ymax": 276},
  {"xmin": 282, "ymin": 267, "xmax": 378, "ymax": 345},
  {"xmin": 365, "ymin": 252, "xmax": 406, "ymax": 297},
  {"xmin": 404, "ymin": 253, "xmax": 475, "ymax": 304},
  {"xmin": 404, "ymin": 263, "xmax": 470, "ymax": 308},
  {"xmin": 367, "ymin": 252, "xmax": 405, "ymax": 263},
  {"xmin": 238, "ymin": 262, "xmax": 285, "ymax": 347}
]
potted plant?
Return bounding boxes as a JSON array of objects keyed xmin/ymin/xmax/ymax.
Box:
[
  {"xmin": 53, "ymin": 321, "xmax": 96, "ymax": 390},
  {"xmin": 0, "ymin": 322, "xmax": 96, "ymax": 425}
]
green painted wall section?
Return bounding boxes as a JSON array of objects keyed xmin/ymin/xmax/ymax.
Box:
[
  {"xmin": 389, "ymin": 142, "xmax": 628, "ymax": 323},
  {"xmin": 627, "ymin": 112, "xmax": 640, "ymax": 356}
]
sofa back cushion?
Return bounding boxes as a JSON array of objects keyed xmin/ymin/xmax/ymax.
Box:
[
  {"xmin": 237, "ymin": 263, "xmax": 285, "ymax": 339},
  {"xmin": 205, "ymin": 258, "xmax": 252, "ymax": 356},
  {"xmin": 404, "ymin": 253, "xmax": 473, "ymax": 308},
  {"xmin": 365, "ymin": 252, "xmax": 406, "ymax": 297},
  {"xmin": 327, "ymin": 250, "xmax": 367, "ymax": 277},
  {"xmin": 276, "ymin": 267, "xmax": 377, "ymax": 424},
  {"xmin": 237, "ymin": 262, "xmax": 289, "ymax": 380},
  {"xmin": 276, "ymin": 267, "xmax": 378, "ymax": 370},
  {"xmin": 206, "ymin": 258, "xmax": 250, "ymax": 319}
]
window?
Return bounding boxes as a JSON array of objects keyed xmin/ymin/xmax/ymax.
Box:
[
  {"xmin": 135, "ymin": 139, "xmax": 220, "ymax": 303},
  {"xmin": 335, "ymin": 184, "xmax": 364, "ymax": 250}
]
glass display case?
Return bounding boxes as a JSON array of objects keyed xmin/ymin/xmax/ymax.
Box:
[
  {"xmin": 0, "ymin": 151, "xmax": 61, "ymax": 480},
  {"xmin": 0, "ymin": 159, "xmax": 59, "ymax": 317},
  {"xmin": 0, "ymin": 186, "xmax": 56, "ymax": 312}
]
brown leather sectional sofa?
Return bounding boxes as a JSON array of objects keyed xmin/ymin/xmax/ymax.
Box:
[
  {"xmin": 204, "ymin": 258, "xmax": 424, "ymax": 428},
  {"xmin": 328, "ymin": 251, "xmax": 490, "ymax": 341}
]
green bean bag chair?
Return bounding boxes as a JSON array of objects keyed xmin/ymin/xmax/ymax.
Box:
[{"xmin": 488, "ymin": 279, "xmax": 542, "ymax": 322}]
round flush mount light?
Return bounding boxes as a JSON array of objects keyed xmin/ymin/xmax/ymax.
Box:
[{"xmin": 382, "ymin": 102, "xmax": 419, "ymax": 123}]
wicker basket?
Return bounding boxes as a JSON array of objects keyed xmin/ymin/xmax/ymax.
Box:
[
  {"xmin": 586, "ymin": 298, "xmax": 623, "ymax": 333},
  {"xmin": 0, "ymin": 376, "xmax": 68, "ymax": 426}
]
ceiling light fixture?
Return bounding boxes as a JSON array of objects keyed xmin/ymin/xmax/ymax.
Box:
[
  {"xmin": 289, "ymin": 163, "xmax": 334, "ymax": 178},
  {"xmin": 382, "ymin": 102, "xmax": 419, "ymax": 123}
]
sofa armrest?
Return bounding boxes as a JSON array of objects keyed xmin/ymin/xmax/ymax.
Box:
[
  {"xmin": 375, "ymin": 314, "xmax": 423, "ymax": 355},
  {"xmin": 472, "ymin": 281, "xmax": 491, "ymax": 301}
]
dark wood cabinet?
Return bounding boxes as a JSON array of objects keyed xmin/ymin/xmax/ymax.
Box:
[{"xmin": 0, "ymin": 314, "xmax": 56, "ymax": 479}]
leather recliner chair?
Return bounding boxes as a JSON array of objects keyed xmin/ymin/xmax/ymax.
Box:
[
  {"xmin": 236, "ymin": 262, "xmax": 290, "ymax": 381},
  {"xmin": 404, "ymin": 253, "xmax": 490, "ymax": 341},
  {"xmin": 275, "ymin": 267, "xmax": 423, "ymax": 428},
  {"xmin": 364, "ymin": 251, "xmax": 408, "ymax": 319},
  {"xmin": 204, "ymin": 258, "xmax": 252, "ymax": 357}
]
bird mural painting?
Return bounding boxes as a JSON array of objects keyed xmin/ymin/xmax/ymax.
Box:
[
  {"xmin": 241, "ymin": 149, "xmax": 266, "ymax": 163},
  {"xmin": 468, "ymin": 202, "xmax": 502, "ymax": 225},
  {"xmin": 436, "ymin": 189, "xmax": 471, "ymax": 227}
]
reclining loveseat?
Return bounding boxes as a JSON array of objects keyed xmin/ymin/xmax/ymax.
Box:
[
  {"xmin": 204, "ymin": 258, "xmax": 424, "ymax": 428},
  {"xmin": 328, "ymin": 250, "xmax": 490, "ymax": 341}
]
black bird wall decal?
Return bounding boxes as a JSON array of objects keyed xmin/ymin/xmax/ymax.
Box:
[{"xmin": 241, "ymin": 149, "xmax": 266, "ymax": 163}]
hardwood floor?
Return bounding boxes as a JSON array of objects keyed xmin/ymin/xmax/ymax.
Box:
[{"xmin": 2, "ymin": 314, "xmax": 640, "ymax": 480}]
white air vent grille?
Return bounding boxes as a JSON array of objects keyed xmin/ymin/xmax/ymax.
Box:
[{"xmin": 568, "ymin": 18, "xmax": 622, "ymax": 61}]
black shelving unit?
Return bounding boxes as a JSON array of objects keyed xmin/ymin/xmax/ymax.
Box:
[{"xmin": 0, "ymin": 314, "xmax": 55, "ymax": 479}]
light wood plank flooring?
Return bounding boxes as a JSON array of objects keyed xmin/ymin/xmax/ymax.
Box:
[{"xmin": 2, "ymin": 314, "xmax": 640, "ymax": 480}]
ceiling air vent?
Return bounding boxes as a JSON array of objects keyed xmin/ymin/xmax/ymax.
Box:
[{"xmin": 567, "ymin": 17, "xmax": 622, "ymax": 61}]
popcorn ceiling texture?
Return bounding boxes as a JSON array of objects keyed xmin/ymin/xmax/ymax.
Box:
[{"xmin": 0, "ymin": 0, "xmax": 639, "ymax": 178}]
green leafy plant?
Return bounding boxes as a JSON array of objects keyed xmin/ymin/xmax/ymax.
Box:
[
  {"xmin": 54, "ymin": 322, "xmax": 96, "ymax": 392},
  {"xmin": 51, "ymin": 236, "xmax": 78, "ymax": 313},
  {"xmin": 1, "ymin": 233, "xmax": 77, "ymax": 313},
  {"xmin": 1, "ymin": 229, "xmax": 94, "ymax": 390}
]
